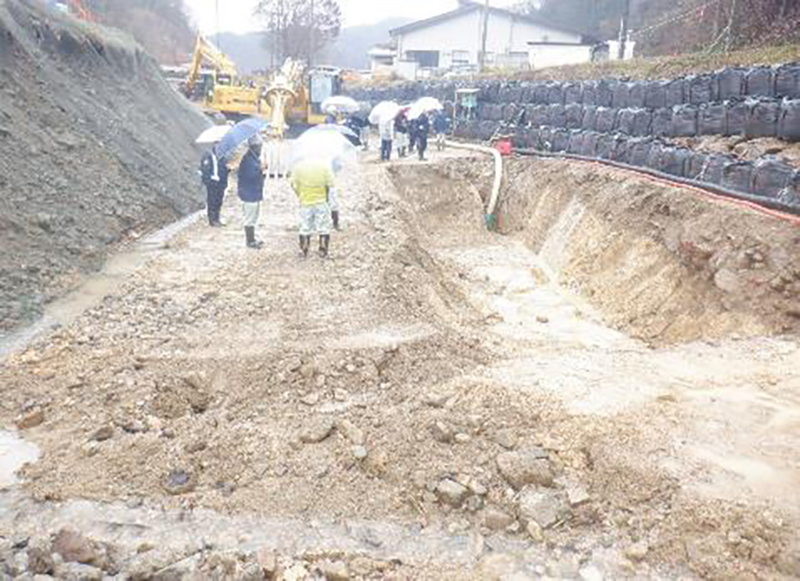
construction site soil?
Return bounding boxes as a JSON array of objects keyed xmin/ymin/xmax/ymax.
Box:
[
  {"xmin": 0, "ymin": 0, "xmax": 208, "ymax": 335},
  {"xmin": 1, "ymin": 150, "xmax": 799, "ymax": 579}
]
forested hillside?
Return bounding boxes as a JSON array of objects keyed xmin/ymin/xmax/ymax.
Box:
[
  {"xmin": 517, "ymin": 0, "xmax": 800, "ymax": 57},
  {"xmin": 85, "ymin": 0, "xmax": 194, "ymax": 64}
]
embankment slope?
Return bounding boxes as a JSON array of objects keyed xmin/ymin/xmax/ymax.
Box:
[{"xmin": 0, "ymin": 0, "xmax": 208, "ymax": 333}]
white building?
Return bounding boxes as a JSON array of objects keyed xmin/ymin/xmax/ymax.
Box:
[{"xmin": 385, "ymin": 0, "xmax": 597, "ymax": 77}]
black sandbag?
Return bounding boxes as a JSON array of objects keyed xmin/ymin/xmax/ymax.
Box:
[
  {"xmin": 615, "ymin": 136, "xmax": 633, "ymax": 164},
  {"xmin": 539, "ymin": 127, "xmax": 555, "ymax": 151},
  {"xmin": 661, "ymin": 146, "xmax": 692, "ymax": 177},
  {"xmin": 779, "ymin": 172, "xmax": 800, "ymax": 206},
  {"xmin": 552, "ymin": 129, "xmax": 571, "ymax": 152},
  {"xmin": 596, "ymin": 80, "xmax": 614, "ymax": 107},
  {"xmin": 547, "ymin": 83, "xmax": 565, "ymax": 105},
  {"xmin": 480, "ymin": 120, "xmax": 496, "ymax": 141},
  {"xmin": 549, "ymin": 104, "xmax": 567, "ymax": 128},
  {"xmin": 503, "ymin": 103, "xmax": 520, "ymax": 124},
  {"xmin": 779, "ymin": 99, "xmax": 800, "ymax": 142},
  {"xmin": 631, "ymin": 109, "xmax": 653, "ymax": 137},
  {"xmin": 507, "ymin": 85, "xmax": 523, "ymax": 104},
  {"xmin": 582, "ymin": 106, "xmax": 598, "ymax": 131},
  {"xmin": 513, "ymin": 127, "xmax": 533, "ymax": 149},
  {"xmin": 567, "ymin": 130, "xmax": 585, "ymax": 154},
  {"xmin": 628, "ymin": 81, "xmax": 646, "ymax": 108},
  {"xmin": 594, "ymin": 107, "xmax": 617, "ymax": 133},
  {"xmin": 722, "ymin": 160, "xmax": 754, "ymax": 193},
  {"xmin": 594, "ymin": 134, "xmax": 614, "ymax": 159},
  {"xmin": 688, "ymin": 74, "xmax": 717, "ymax": 105},
  {"xmin": 746, "ymin": 99, "xmax": 780, "ymax": 138},
  {"xmin": 533, "ymin": 83, "xmax": 549, "ymax": 104},
  {"xmin": 645, "ymin": 142, "xmax": 665, "ymax": 172},
  {"xmin": 687, "ymin": 151, "xmax": 708, "ymax": 179},
  {"xmin": 752, "ymin": 157, "xmax": 795, "ymax": 198},
  {"xmin": 699, "ymin": 102, "xmax": 726, "ymax": 135},
  {"xmin": 564, "ymin": 83, "xmax": 583, "ymax": 104},
  {"xmin": 532, "ymin": 104, "xmax": 550, "ymax": 126},
  {"xmin": 703, "ymin": 154, "xmax": 727, "ymax": 185},
  {"xmin": 718, "ymin": 67, "xmax": 746, "ymax": 100},
  {"xmin": 565, "ymin": 103, "xmax": 585, "ymax": 129},
  {"xmin": 775, "ymin": 64, "xmax": 800, "ymax": 99},
  {"xmin": 520, "ymin": 83, "xmax": 534, "ymax": 104},
  {"xmin": 745, "ymin": 67, "xmax": 775, "ymax": 97},
  {"xmin": 628, "ymin": 138, "xmax": 654, "ymax": 167},
  {"xmin": 612, "ymin": 82, "xmax": 630, "ymax": 108},
  {"xmin": 580, "ymin": 131, "xmax": 600, "ymax": 157},
  {"xmin": 582, "ymin": 81, "xmax": 598, "ymax": 106},
  {"xmin": 665, "ymin": 79, "xmax": 686, "ymax": 108},
  {"xmin": 616, "ymin": 108, "xmax": 637, "ymax": 135},
  {"xmin": 527, "ymin": 127, "xmax": 543, "ymax": 149},
  {"xmin": 651, "ymin": 108, "xmax": 672, "ymax": 136},
  {"xmin": 725, "ymin": 99, "xmax": 752, "ymax": 136},
  {"xmin": 671, "ymin": 104, "xmax": 699, "ymax": 137},
  {"xmin": 644, "ymin": 81, "xmax": 667, "ymax": 109}
]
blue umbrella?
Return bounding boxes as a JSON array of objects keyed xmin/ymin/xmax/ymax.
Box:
[{"xmin": 216, "ymin": 118, "xmax": 268, "ymax": 160}]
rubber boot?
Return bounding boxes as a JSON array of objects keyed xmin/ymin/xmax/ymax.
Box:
[
  {"xmin": 319, "ymin": 235, "xmax": 330, "ymax": 258},
  {"xmin": 299, "ymin": 235, "xmax": 310, "ymax": 258},
  {"xmin": 332, "ymin": 211, "xmax": 340, "ymax": 231},
  {"xmin": 245, "ymin": 227, "xmax": 260, "ymax": 249}
]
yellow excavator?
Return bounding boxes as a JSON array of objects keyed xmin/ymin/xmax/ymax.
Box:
[{"xmin": 184, "ymin": 35, "xmax": 343, "ymax": 137}]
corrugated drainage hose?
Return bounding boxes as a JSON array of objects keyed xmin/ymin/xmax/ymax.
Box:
[{"xmin": 445, "ymin": 141, "xmax": 503, "ymax": 229}]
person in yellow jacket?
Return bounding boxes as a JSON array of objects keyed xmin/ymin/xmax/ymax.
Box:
[{"xmin": 292, "ymin": 157, "xmax": 335, "ymax": 258}]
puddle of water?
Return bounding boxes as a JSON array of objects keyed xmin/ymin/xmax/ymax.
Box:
[
  {"xmin": 0, "ymin": 211, "xmax": 203, "ymax": 360},
  {"xmin": 0, "ymin": 431, "xmax": 40, "ymax": 489}
]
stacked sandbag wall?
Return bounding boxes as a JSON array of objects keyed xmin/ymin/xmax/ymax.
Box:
[{"xmin": 347, "ymin": 63, "xmax": 800, "ymax": 210}]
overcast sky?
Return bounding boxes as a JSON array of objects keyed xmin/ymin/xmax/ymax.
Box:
[{"xmin": 184, "ymin": 0, "xmax": 464, "ymax": 34}]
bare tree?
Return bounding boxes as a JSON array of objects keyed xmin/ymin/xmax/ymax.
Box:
[{"xmin": 255, "ymin": 0, "xmax": 342, "ymax": 65}]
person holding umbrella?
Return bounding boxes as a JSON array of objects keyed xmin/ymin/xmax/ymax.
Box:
[
  {"xmin": 238, "ymin": 135, "xmax": 266, "ymax": 249},
  {"xmin": 394, "ymin": 113, "xmax": 409, "ymax": 158},
  {"xmin": 292, "ymin": 157, "xmax": 335, "ymax": 258},
  {"xmin": 199, "ymin": 143, "xmax": 229, "ymax": 227}
]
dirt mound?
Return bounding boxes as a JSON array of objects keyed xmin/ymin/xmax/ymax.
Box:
[{"xmin": 0, "ymin": 0, "xmax": 208, "ymax": 334}]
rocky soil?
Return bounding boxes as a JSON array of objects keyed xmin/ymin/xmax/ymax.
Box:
[
  {"xmin": 0, "ymin": 0, "xmax": 208, "ymax": 334},
  {"xmin": 1, "ymin": 148, "xmax": 799, "ymax": 579}
]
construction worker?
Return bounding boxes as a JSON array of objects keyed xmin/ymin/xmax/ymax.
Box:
[
  {"xmin": 238, "ymin": 135, "xmax": 265, "ymax": 249},
  {"xmin": 292, "ymin": 157, "xmax": 335, "ymax": 258},
  {"xmin": 199, "ymin": 144, "xmax": 229, "ymax": 227}
]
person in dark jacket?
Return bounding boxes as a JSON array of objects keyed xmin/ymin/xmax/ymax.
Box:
[
  {"xmin": 199, "ymin": 144, "xmax": 229, "ymax": 227},
  {"xmin": 433, "ymin": 111, "xmax": 449, "ymax": 151},
  {"xmin": 416, "ymin": 113, "xmax": 430, "ymax": 161},
  {"xmin": 394, "ymin": 114, "xmax": 409, "ymax": 158},
  {"xmin": 238, "ymin": 135, "xmax": 266, "ymax": 249}
]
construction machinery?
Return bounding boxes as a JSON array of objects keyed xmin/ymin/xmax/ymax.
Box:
[{"xmin": 184, "ymin": 35, "xmax": 343, "ymax": 136}]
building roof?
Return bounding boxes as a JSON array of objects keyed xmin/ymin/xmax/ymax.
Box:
[{"xmin": 390, "ymin": 1, "xmax": 595, "ymax": 43}]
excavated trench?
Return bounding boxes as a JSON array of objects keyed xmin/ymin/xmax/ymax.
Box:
[{"xmin": 1, "ymin": 155, "xmax": 799, "ymax": 579}]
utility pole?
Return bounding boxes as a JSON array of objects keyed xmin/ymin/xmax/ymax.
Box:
[
  {"xmin": 215, "ymin": 0, "xmax": 221, "ymax": 51},
  {"xmin": 618, "ymin": 0, "xmax": 630, "ymax": 61},
  {"xmin": 725, "ymin": 0, "xmax": 739, "ymax": 53},
  {"xmin": 479, "ymin": 0, "xmax": 489, "ymax": 73}
]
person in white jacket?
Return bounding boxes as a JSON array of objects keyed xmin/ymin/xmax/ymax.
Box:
[{"xmin": 379, "ymin": 118, "xmax": 394, "ymax": 162}]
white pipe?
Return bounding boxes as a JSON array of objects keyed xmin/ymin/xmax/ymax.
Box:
[{"xmin": 445, "ymin": 141, "xmax": 503, "ymax": 218}]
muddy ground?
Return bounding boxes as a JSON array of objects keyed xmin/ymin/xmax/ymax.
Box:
[
  {"xmin": 1, "ymin": 148, "xmax": 799, "ymax": 580},
  {"xmin": 0, "ymin": 0, "xmax": 208, "ymax": 334}
]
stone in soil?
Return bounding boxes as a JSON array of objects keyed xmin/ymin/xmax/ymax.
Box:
[
  {"xmin": 430, "ymin": 420, "xmax": 455, "ymax": 443},
  {"xmin": 496, "ymin": 449, "xmax": 554, "ymax": 489},
  {"xmin": 317, "ymin": 559, "xmax": 350, "ymax": 580},
  {"xmin": 624, "ymin": 541, "xmax": 649, "ymax": 562},
  {"xmin": 90, "ymin": 426, "xmax": 114, "ymax": 442},
  {"xmin": 337, "ymin": 419, "xmax": 365, "ymax": 445},
  {"xmin": 162, "ymin": 469, "xmax": 196, "ymax": 495},
  {"xmin": 51, "ymin": 529, "xmax": 114, "ymax": 572},
  {"xmin": 493, "ymin": 428, "xmax": 518, "ymax": 450},
  {"xmin": 517, "ymin": 487, "xmax": 569, "ymax": 529},
  {"xmin": 299, "ymin": 417, "xmax": 336, "ymax": 444},
  {"xmin": 16, "ymin": 409, "xmax": 45, "ymax": 430},
  {"xmin": 435, "ymin": 479, "xmax": 469, "ymax": 507},
  {"xmin": 482, "ymin": 508, "xmax": 515, "ymax": 531},
  {"xmin": 26, "ymin": 538, "xmax": 54, "ymax": 575}
]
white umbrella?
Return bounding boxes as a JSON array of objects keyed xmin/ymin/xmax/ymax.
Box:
[
  {"xmin": 321, "ymin": 95, "xmax": 360, "ymax": 114},
  {"xmin": 290, "ymin": 130, "xmax": 357, "ymax": 173},
  {"xmin": 369, "ymin": 101, "xmax": 401, "ymax": 125},
  {"xmin": 307, "ymin": 123, "xmax": 358, "ymax": 139},
  {"xmin": 195, "ymin": 124, "xmax": 231, "ymax": 144},
  {"xmin": 408, "ymin": 97, "xmax": 443, "ymax": 120}
]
